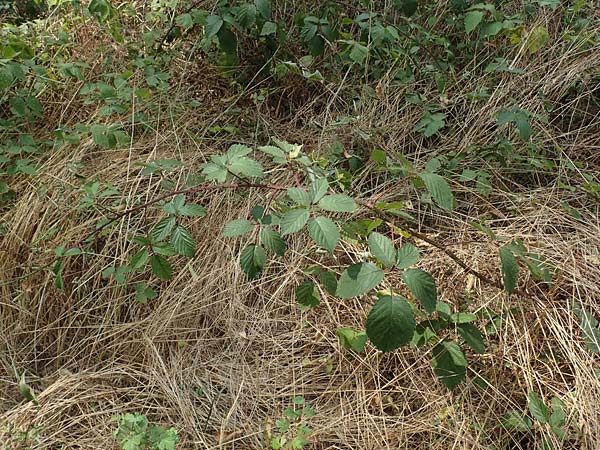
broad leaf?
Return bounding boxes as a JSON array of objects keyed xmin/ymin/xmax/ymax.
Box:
[
  {"xmin": 431, "ymin": 340, "xmax": 467, "ymax": 389},
  {"xmin": 319, "ymin": 271, "xmax": 337, "ymax": 295},
  {"xmin": 336, "ymin": 263, "xmax": 384, "ymax": 299},
  {"xmin": 151, "ymin": 254, "xmax": 172, "ymax": 280},
  {"xmin": 499, "ymin": 246, "xmax": 519, "ymax": 294},
  {"xmin": 396, "ymin": 243, "xmax": 420, "ymax": 268},
  {"xmin": 337, "ymin": 327, "xmax": 368, "ymax": 353},
  {"xmin": 260, "ymin": 228, "xmax": 286, "ymax": 256},
  {"xmin": 151, "ymin": 216, "xmax": 176, "ymax": 242},
  {"xmin": 366, "ymin": 295, "xmax": 416, "ymax": 351},
  {"xmin": 308, "ymin": 216, "xmax": 340, "ymax": 253},
  {"xmin": 464, "ymin": 10, "xmax": 484, "ymax": 33},
  {"xmin": 318, "ymin": 194, "xmax": 356, "ymax": 212},
  {"xmin": 308, "ymin": 178, "xmax": 329, "ymax": 203},
  {"xmin": 223, "ymin": 219, "xmax": 254, "ymax": 237},
  {"xmin": 280, "ymin": 208, "xmax": 309, "ymax": 236},
  {"xmin": 368, "ymin": 232, "xmax": 396, "ymax": 267},
  {"xmin": 420, "ymin": 173, "xmax": 454, "ymax": 210},
  {"xmin": 574, "ymin": 304, "xmax": 600, "ymax": 353},
  {"xmin": 287, "ymin": 188, "xmax": 311, "ymax": 206},
  {"xmin": 502, "ymin": 411, "xmax": 533, "ymax": 431},
  {"xmin": 402, "ymin": 269, "xmax": 437, "ymax": 314},
  {"xmin": 457, "ymin": 323, "xmax": 485, "ymax": 354},
  {"xmin": 296, "ymin": 280, "xmax": 320, "ymax": 307},
  {"xmin": 528, "ymin": 391, "xmax": 550, "ymax": 424},
  {"xmin": 205, "ymin": 15, "xmax": 223, "ymax": 39},
  {"xmin": 239, "ymin": 244, "xmax": 267, "ymax": 279},
  {"xmin": 170, "ymin": 226, "xmax": 196, "ymax": 257},
  {"xmin": 255, "ymin": 0, "xmax": 271, "ymax": 19}
]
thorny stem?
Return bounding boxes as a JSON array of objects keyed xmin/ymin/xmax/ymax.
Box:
[
  {"xmin": 85, "ymin": 181, "xmax": 529, "ymax": 298},
  {"xmin": 82, "ymin": 181, "xmax": 287, "ymax": 244}
]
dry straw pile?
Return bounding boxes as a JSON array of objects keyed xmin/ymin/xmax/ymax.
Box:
[{"xmin": 1, "ymin": 1, "xmax": 600, "ymax": 449}]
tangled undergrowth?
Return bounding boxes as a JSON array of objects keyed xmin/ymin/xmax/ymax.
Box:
[{"xmin": 1, "ymin": 0, "xmax": 600, "ymax": 449}]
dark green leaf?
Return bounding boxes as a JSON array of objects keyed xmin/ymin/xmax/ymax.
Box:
[
  {"xmin": 528, "ymin": 391, "xmax": 550, "ymax": 424},
  {"xmin": 296, "ymin": 280, "xmax": 320, "ymax": 307},
  {"xmin": 308, "ymin": 216, "xmax": 340, "ymax": 253},
  {"xmin": 308, "ymin": 178, "xmax": 329, "ymax": 203},
  {"xmin": 501, "ymin": 411, "xmax": 533, "ymax": 431},
  {"xmin": 420, "ymin": 173, "xmax": 454, "ymax": 210},
  {"xmin": 457, "ymin": 323, "xmax": 485, "ymax": 354},
  {"xmin": 396, "ymin": 243, "xmax": 420, "ymax": 268},
  {"xmin": 402, "ymin": 269, "xmax": 437, "ymax": 314},
  {"xmin": 574, "ymin": 304, "xmax": 600, "ymax": 353},
  {"xmin": 151, "ymin": 254, "xmax": 172, "ymax": 280},
  {"xmin": 280, "ymin": 209, "xmax": 309, "ymax": 236},
  {"xmin": 260, "ymin": 228, "xmax": 286, "ymax": 256},
  {"xmin": 171, "ymin": 226, "xmax": 196, "ymax": 257},
  {"xmin": 151, "ymin": 216, "xmax": 176, "ymax": 242},
  {"xmin": 366, "ymin": 295, "xmax": 416, "ymax": 351},
  {"xmin": 260, "ymin": 21, "xmax": 277, "ymax": 36},
  {"xmin": 205, "ymin": 15, "xmax": 223, "ymax": 38},
  {"xmin": 287, "ymin": 188, "xmax": 311, "ymax": 206},
  {"xmin": 499, "ymin": 246, "xmax": 519, "ymax": 295},
  {"xmin": 336, "ymin": 263, "xmax": 384, "ymax": 299},
  {"xmin": 239, "ymin": 244, "xmax": 267, "ymax": 279},
  {"xmin": 319, "ymin": 271, "xmax": 337, "ymax": 295},
  {"xmin": 217, "ymin": 26, "xmax": 237, "ymax": 54},
  {"xmin": 255, "ymin": 0, "xmax": 271, "ymax": 19},
  {"xmin": 223, "ymin": 219, "xmax": 254, "ymax": 237},
  {"xmin": 318, "ymin": 194, "xmax": 356, "ymax": 213},
  {"xmin": 129, "ymin": 249, "xmax": 149, "ymax": 270},
  {"xmin": 464, "ymin": 10, "xmax": 484, "ymax": 33},
  {"xmin": 368, "ymin": 232, "xmax": 396, "ymax": 267},
  {"xmin": 431, "ymin": 340, "xmax": 467, "ymax": 389},
  {"xmin": 337, "ymin": 327, "xmax": 368, "ymax": 352}
]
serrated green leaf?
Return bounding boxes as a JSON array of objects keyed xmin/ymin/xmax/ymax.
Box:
[
  {"xmin": 336, "ymin": 262, "xmax": 384, "ymax": 299},
  {"xmin": 223, "ymin": 219, "xmax": 254, "ymax": 237},
  {"xmin": 574, "ymin": 304, "xmax": 600, "ymax": 353},
  {"xmin": 308, "ymin": 216, "xmax": 340, "ymax": 253},
  {"xmin": 499, "ymin": 246, "xmax": 519, "ymax": 294},
  {"xmin": 450, "ymin": 312, "xmax": 477, "ymax": 324},
  {"xmin": 366, "ymin": 295, "xmax": 416, "ymax": 351},
  {"xmin": 396, "ymin": 243, "xmax": 420, "ymax": 268},
  {"xmin": 260, "ymin": 228, "xmax": 286, "ymax": 256},
  {"xmin": 464, "ymin": 10, "xmax": 484, "ymax": 33},
  {"xmin": 205, "ymin": 14, "xmax": 223, "ymax": 39},
  {"xmin": 308, "ymin": 178, "xmax": 329, "ymax": 203},
  {"xmin": 337, "ymin": 327, "xmax": 368, "ymax": 353},
  {"xmin": 457, "ymin": 323, "xmax": 485, "ymax": 354},
  {"xmin": 178, "ymin": 204, "xmax": 207, "ymax": 217},
  {"xmin": 319, "ymin": 271, "xmax": 337, "ymax": 295},
  {"xmin": 368, "ymin": 232, "xmax": 396, "ymax": 267},
  {"xmin": 431, "ymin": 340, "xmax": 467, "ymax": 389},
  {"xmin": 151, "ymin": 216, "xmax": 176, "ymax": 242},
  {"xmin": 287, "ymin": 188, "xmax": 311, "ymax": 206},
  {"xmin": 239, "ymin": 244, "xmax": 267, "ymax": 279},
  {"xmin": 260, "ymin": 21, "xmax": 277, "ymax": 36},
  {"xmin": 318, "ymin": 194, "xmax": 356, "ymax": 213},
  {"xmin": 152, "ymin": 242, "xmax": 177, "ymax": 256},
  {"xmin": 151, "ymin": 254, "xmax": 172, "ymax": 280},
  {"xmin": 280, "ymin": 208, "xmax": 309, "ymax": 236},
  {"xmin": 129, "ymin": 249, "xmax": 149, "ymax": 270},
  {"xmin": 255, "ymin": 0, "xmax": 271, "ymax": 18},
  {"xmin": 528, "ymin": 391, "xmax": 550, "ymax": 424},
  {"xmin": 502, "ymin": 410, "xmax": 533, "ymax": 431},
  {"xmin": 229, "ymin": 157, "xmax": 263, "ymax": 178},
  {"xmin": 402, "ymin": 269, "xmax": 437, "ymax": 314},
  {"xmin": 171, "ymin": 226, "xmax": 196, "ymax": 257},
  {"xmin": 296, "ymin": 280, "xmax": 320, "ymax": 307},
  {"xmin": 420, "ymin": 173, "xmax": 454, "ymax": 210},
  {"xmin": 258, "ymin": 145, "xmax": 286, "ymax": 162}
]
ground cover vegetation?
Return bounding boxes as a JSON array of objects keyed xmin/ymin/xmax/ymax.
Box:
[{"xmin": 0, "ymin": 0, "xmax": 599, "ymax": 448}]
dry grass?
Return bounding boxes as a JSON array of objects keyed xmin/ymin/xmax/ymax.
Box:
[{"xmin": 1, "ymin": 2, "xmax": 600, "ymax": 449}]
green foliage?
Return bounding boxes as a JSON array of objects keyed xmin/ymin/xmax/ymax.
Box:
[
  {"xmin": 366, "ymin": 295, "xmax": 416, "ymax": 352},
  {"xmin": 499, "ymin": 246, "xmax": 519, "ymax": 295},
  {"xmin": 574, "ymin": 304, "xmax": 600, "ymax": 353},
  {"xmin": 269, "ymin": 397, "xmax": 314, "ymax": 449},
  {"xmin": 113, "ymin": 413, "xmax": 179, "ymax": 450}
]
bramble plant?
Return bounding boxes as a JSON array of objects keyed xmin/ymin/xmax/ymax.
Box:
[
  {"xmin": 114, "ymin": 413, "xmax": 179, "ymax": 450},
  {"xmin": 268, "ymin": 396, "xmax": 314, "ymax": 450}
]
